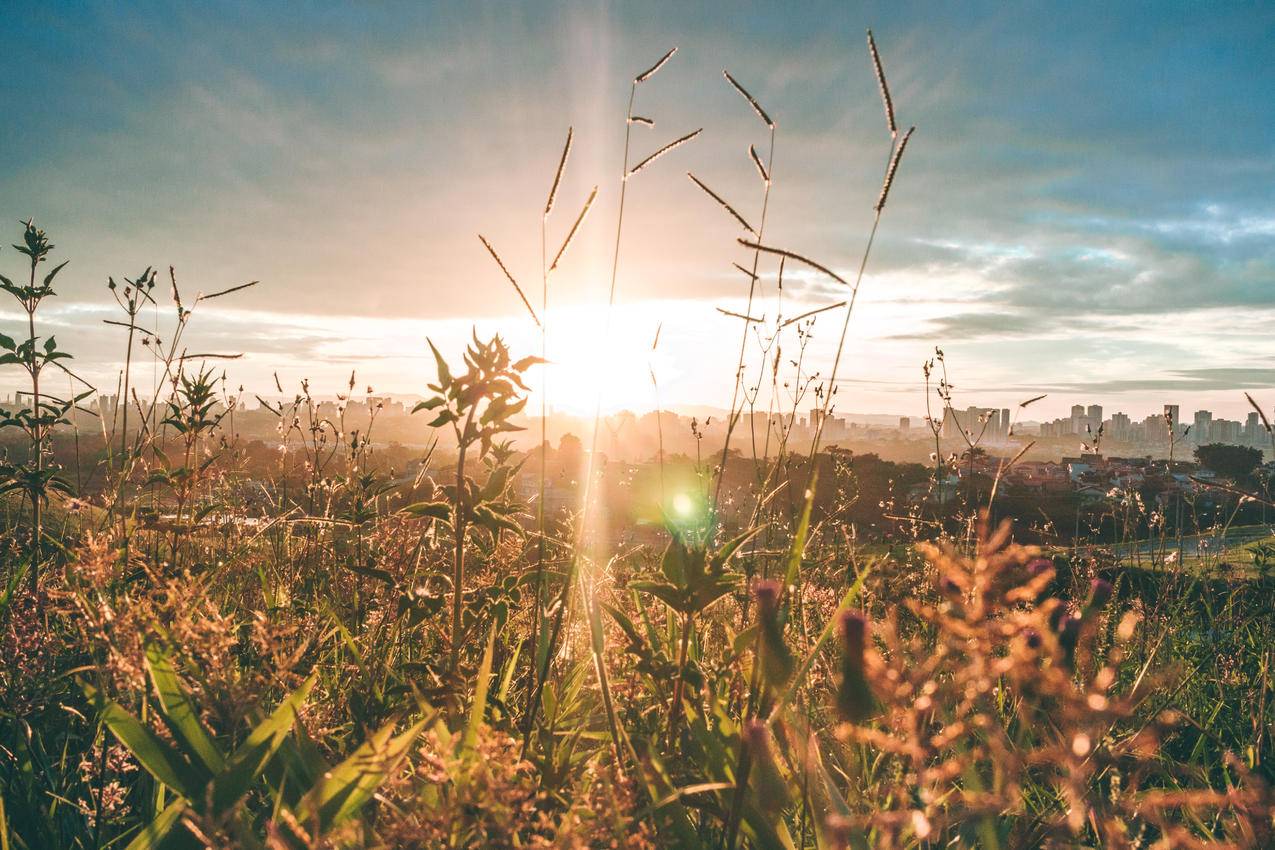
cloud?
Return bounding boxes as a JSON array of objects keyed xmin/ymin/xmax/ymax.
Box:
[
  {"xmin": 1029, "ymin": 369, "xmax": 1275, "ymax": 395},
  {"xmin": 1, "ymin": 2, "xmax": 1273, "ymax": 417}
]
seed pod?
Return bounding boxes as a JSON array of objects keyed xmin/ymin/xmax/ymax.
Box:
[{"xmin": 836, "ymin": 610, "xmax": 875, "ymax": 723}]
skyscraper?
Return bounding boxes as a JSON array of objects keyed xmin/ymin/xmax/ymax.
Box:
[{"xmin": 1193, "ymin": 410, "xmax": 1213, "ymax": 443}]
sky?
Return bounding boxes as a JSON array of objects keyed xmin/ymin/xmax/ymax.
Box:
[{"xmin": 2, "ymin": 1, "xmax": 1273, "ymax": 421}]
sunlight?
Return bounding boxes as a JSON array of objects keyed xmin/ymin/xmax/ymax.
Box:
[{"xmin": 671, "ymin": 491, "xmax": 695, "ymax": 517}]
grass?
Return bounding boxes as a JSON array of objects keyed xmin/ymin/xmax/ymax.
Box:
[{"xmin": 1, "ymin": 33, "xmax": 1273, "ymax": 850}]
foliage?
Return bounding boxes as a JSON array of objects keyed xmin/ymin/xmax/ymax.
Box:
[{"xmin": 1194, "ymin": 442, "xmax": 1263, "ymax": 480}]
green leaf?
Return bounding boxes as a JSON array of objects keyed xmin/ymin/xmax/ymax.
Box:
[
  {"xmin": 603, "ymin": 602, "xmax": 645, "ymax": 649},
  {"xmin": 209, "ymin": 673, "xmax": 316, "ymax": 814},
  {"xmin": 512, "ymin": 355, "xmax": 546, "ymax": 372},
  {"xmin": 84, "ymin": 683, "xmax": 203, "ymax": 800},
  {"xmin": 426, "ymin": 409, "xmax": 457, "ymax": 428},
  {"xmin": 122, "ymin": 800, "xmax": 200, "ymax": 850},
  {"xmin": 144, "ymin": 644, "xmax": 225, "ymax": 775},
  {"xmin": 784, "ymin": 469, "xmax": 818, "ymax": 592},
  {"xmin": 461, "ymin": 623, "xmax": 497, "ymax": 762},
  {"xmin": 42, "ymin": 260, "xmax": 69, "ymax": 288},
  {"xmin": 660, "ymin": 538, "xmax": 690, "ymax": 586},
  {"xmin": 412, "ymin": 396, "xmax": 445, "ymax": 412},
  {"xmin": 344, "ymin": 562, "xmax": 395, "ymax": 585},
  {"xmin": 712, "ymin": 524, "xmax": 765, "ymax": 571},
  {"xmin": 427, "ymin": 338, "xmax": 451, "ymax": 387},
  {"xmin": 630, "ymin": 580, "xmax": 688, "ymax": 615},
  {"xmin": 400, "ymin": 500, "xmax": 451, "ymax": 521},
  {"xmin": 293, "ymin": 714, "xmax": 429, "ymax": 834},
  {"xmin": 472, "ymin": 503, "xmax": 522, "ymax": 536}
]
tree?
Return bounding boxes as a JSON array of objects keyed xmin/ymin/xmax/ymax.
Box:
[{"xmin": 1193, "ymin": 443, "xmax": 1262, "ymax": 480}]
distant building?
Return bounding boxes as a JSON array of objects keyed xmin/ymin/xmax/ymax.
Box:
[
  {"xmin": 1246, "ymin": 411, "xmax": 1262, "ymax": 443},
  {"xmin": 1193, "ymin": 410, "xmax": 1213, "ymax": 443}
]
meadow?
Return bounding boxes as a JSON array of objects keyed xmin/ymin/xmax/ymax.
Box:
[{"xmin": 1, "ymin": 34, "xmax": 1272, "ymax": 850}]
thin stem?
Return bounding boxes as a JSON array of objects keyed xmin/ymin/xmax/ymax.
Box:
[
  {"xmin": 714, "ymin": 125, "xmax": 776, "ymax": 513},
  {"xmin": 450, "ymin": 406, "xmax": 477, "ymax": 673},
  {"xmin": 529, "ymin": 82, "xmax": 638, "ymax": 745},
  {"xmin": 524, "ymin": 179, "xmax": 553, "ymax": 742},
  {"xmin": 27, "ymin": 257, "xmax": 42, "ymax": 595}
]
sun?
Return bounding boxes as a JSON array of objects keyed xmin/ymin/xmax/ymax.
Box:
[{"xmin": 523, "ymin": 301, "xmax": 680, "ymax": 417}]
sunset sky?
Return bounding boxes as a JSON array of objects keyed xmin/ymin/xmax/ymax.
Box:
[{"xmin": 3, "ymin": 1, "xmax": 1274, "ymax": 420}]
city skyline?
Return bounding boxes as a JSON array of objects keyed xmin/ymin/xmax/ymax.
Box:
[{"xmin": 23, "ymin": 386, "xmax": 1275, "ymax": 428}]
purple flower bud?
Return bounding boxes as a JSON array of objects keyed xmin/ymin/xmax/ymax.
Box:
[
  {"xmin": 753, "ymin": 579, "xmax": 781, "ymax": 620},
  {"xmin": 839, "ymin": 610, "xmax": 868, "ymax": 669},
  {"xmin": 837, "ymin": 611, "xmax": 874, "ymax": 723},
  {"xmin": 1087, "ymin": 578, "xmax": 1113, "ymax": 611},
  {"xmin": 1027, "ymin": 558, "xmax": 1053, "ymax": 577}
]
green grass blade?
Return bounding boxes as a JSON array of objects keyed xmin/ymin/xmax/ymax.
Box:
[{"xmin": 144, "ymin": 643, "xmax": 225, "ymax": 774}]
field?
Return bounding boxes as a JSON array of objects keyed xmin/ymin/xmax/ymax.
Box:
[{"xmin": 2, "ymin": 34, "xmax": 1274, "ymax": 850}]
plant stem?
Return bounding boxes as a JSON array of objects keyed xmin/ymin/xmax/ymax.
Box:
[
  {"xmin": 450, "ymin": 406, "xmax": 476, "ymax": 673},
  {"xmin": 27, "ymin": 258, "xmax": 42, "ymax": 595},
  {"xmin": 714, "ymin": 126, "xmax": 775, "ymax": 513}
]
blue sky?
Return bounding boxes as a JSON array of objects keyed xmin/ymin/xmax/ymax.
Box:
[{"xmin": 2, "ymin": 1, "xmax": 1273, "ymax": 418}]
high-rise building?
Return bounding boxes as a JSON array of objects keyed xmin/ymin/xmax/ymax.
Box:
[
  {"xmin": 1164, "ymin": 404, "xmax": 1180, "ymax": 429},
  {"xmin": 1246, "ymin": 411, "xmax": 1262, "ymax": 443},
  {"xmin": 1070, "ymin": 404, "xmax": 1085, "ymax": 434},
  {"xmin": 1110, "ymin": 411, "xmax": 1131, "ymax": 441},
  {"xmin": 1087, "ymin": 405, "xmax": 1103, "ymax": 427},
  {"xmin": 1193, "ymin": 410, "xmax": 1213, "ymax": 443},
  {"xmin": 1000, "ymin": 408, "xmax": 1010, "ymax": 436},
  {"xmin": 1213, "ymin": 419, "xmax": 1241, "ymax": 444}
]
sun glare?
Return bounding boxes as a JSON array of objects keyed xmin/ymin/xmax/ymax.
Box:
[{"xmin": 671, "ymin": 491, "xmax": 695, "ymax": 517}]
